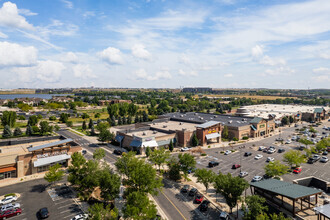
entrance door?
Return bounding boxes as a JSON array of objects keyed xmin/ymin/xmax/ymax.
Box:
[{"xmin": 4, "ymin": 172, "xmax": 11, "ymax": 179}]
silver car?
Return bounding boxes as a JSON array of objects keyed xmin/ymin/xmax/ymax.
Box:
[
  {"xmin": 0, "ymin": 196, "xmax": 17, "ymax": 205},
  {"xmin": 0, "ymin": 203, "xmax": 20, "ymax": 212},
  {"xmin": 320, "ymin": 156, "xmax": 328, "ymax": 163}
]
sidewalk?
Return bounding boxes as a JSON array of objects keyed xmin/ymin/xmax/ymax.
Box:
[{"xmin": 0, "ymin": 172, "xmax": 46, "ymax": 188}]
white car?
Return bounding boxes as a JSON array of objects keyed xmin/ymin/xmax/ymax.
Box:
[
  {"xmin": 0, "ymin": 196, "xmax": 17, "ymax": 205},
  {"xmin": 252, "ymin": 176, "xmax": 263, "ymax": 182},
  {"xmin": 239, "ymin": 171, "xmax": 249, "ymax": 178},
  {"xmin": 267, "ymin": 148, "xmax": 276, "ymax": 154},
  {"xmin": 285, "ymin": 140, "xmax": 291, "ymax": 144},
  {"xmin": 71, "ymin": 214, "xmax": 88, "ymax": 220},
  {"xmin": 266, "ymin": 157, "xmax": 275, "ymax": 162},
  {"xmin": 255, "ymin": 154, "xmax": 263, "ymax": 160},
  {"xmin": 320, "ymin": 156, "xmax": 328, "ymax": 163},
  {"xmin": 0, "ymin": 203, "xmax": 20, "ymax": 212},
  {"xmin": 180, "ymin": 147, "xmax": 190, "ymax": 152},
  {"xmin": 224, "ymin": 150, "xmax": 232, "ymax": 155},
  {"xmin": 258, "ymin": 146, "xmax": 266, "ymax": 151}
]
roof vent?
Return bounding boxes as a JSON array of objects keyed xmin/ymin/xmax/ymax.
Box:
[
  {"xmin": 153, "ymin": 130, "xmax": 157, "ymax": 134},
  {"xmin": 142, "ymin": 132, "xmax": 146, "ymax": 136},
  {"xmin": 210, "ymin": 117, "xmax": 213, "ymax": 119},
  {"xmin": 163, "ymin": 125, "xmax": 167, "ymax": 128},
  {"xmin": 180, "ymin": 115, "xmax": 184, "ymax": 117},
  {"xmin": 214, "ymin": 115, "xmax": 217, "ymax": 118},
  {"xmin": 228, "ymin": 120, "xmax": 232, "ymax": 124},
  {"xmin": 179, "ymin": 122, "xmax": 183, "ymax": 125},
  {"xmin": 194, "ymin": 113, "xmax": 198, "ymax": 115},
  {"xmin": 200, "ymin": 117, "xmax": 203, "ymax": 120}
]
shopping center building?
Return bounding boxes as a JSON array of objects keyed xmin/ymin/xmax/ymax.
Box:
[{"xmin": 0, "ymin": 136, "xmax": 81, "ymax": 181}]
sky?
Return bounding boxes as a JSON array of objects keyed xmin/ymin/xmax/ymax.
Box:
[{"xmin": 0, "ymin": 0, "xmax": 330, "ymax": 89}]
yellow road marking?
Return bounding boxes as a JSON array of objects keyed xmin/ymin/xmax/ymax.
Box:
[{"xmin": 160, "ymin": 190, "xmax": 187, "ymax": 220}]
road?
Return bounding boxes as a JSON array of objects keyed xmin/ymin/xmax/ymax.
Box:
[{"xmin": 56, "ymin": 129, "xmax": 199, "ymax": 220}]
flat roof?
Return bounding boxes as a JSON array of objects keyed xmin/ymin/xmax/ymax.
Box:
[
  {"xmin": 314, "ymin": 204, "xmax": 330, "ymax": 218},
  {"xmin": 196, "ymin": 121, "xmax": 221, "ymax": 128},
  {"xmin": 164, "ymin": 112, "xmax": 252, "ymax": 127},
  {"xmin": 150, "ymin": 120, "xmax": 198, "ymax": 132},
  {"xmin": 125, "ymin": 129, "xmax": 170, "ymax": 138},
  {"xmin": 28, "ymin": 139, "xmax": 73, "ymax": 152},
  {"xmin": 250, "ymin": 179, "xmax": 322, "ymax": 200}
]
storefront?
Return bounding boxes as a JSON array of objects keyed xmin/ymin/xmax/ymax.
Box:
[{"xmin": 0, "ymin": 166, "xmax": 16, "ymax": 180}]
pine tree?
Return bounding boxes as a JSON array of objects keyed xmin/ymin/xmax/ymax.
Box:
[
  {"xmin": 90, "ymin": 125, "xmax": 96, "ymax": 136},
  {"xmin": 135, "ymin": 115, "xmax": 139, "ymax": 123},
  {"xmin": 145, "ymin": 147, "xmax": 151, "ymax": 157},
  {"xmin": 26, "ymin": 125, "xmax": 33, "ymax": 136},
  {"xmin": 13, "ymin": 127, "xmax": 23, "ymax": 136},
  {"xmin": 117, "ymin": 117, "xmax": 122, "ymax": 125},
  {"xmin": 82, "ymin": 121, "xmax": 87, "ymax": 130},
  {"xmin": 88, "ymin": 119, "xmax": 93, "ymax": 129},
  {"xmin": 169, "ymin": 140, "xmax": 174, "ymax": 152},
  {"xmin": 2, "ymin": 125, "xmax": 12, "ymax": 138},
  {"xmin": 127, "ymin": 116, "xmax": 132, "ymax": 124},
  {"xmin": 191, "ymin": 133, "xmax": 199, "ymax": 146}
]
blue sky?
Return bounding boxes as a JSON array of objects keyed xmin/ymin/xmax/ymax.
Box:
[{"xmin": 0, "ymin": 0, "xmax": 330, "ymax": 89}]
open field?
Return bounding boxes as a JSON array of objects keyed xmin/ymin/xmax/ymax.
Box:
[{"xmin": 202, "ymin": 94, "xmax": 298, "ymax": 100}]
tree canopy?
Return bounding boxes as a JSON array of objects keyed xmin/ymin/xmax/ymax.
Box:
[{"xmin": 283, "ymin": 150, "xmax": 306, "ymax": 167}]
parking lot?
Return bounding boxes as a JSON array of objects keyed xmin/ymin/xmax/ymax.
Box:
[{"xmin": 0, "ymin": 179, "xmax": 85, "ymax": 220}]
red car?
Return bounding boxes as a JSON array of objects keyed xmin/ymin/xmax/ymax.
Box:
[
  {"xmin": 232, "ymin": 164, "xmax": 241, "ymax": 169},
  {"xmin": 293, "ymin": 167, "xmax": 302, "ymax": 174},
  {"xmin": 194, "ymin": 194, "xmax": 204, "ymax": 203},
  {"xmin": 0, "ymin": 208, "xmax": 22, "ymax": 219}
]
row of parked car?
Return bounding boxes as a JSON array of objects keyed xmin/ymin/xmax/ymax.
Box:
[
  {"xmin": 0, "ymin": 195, "xmax": 22, "ymax": 219},
  {"xmin": 181, "ymin": 185, "xmax": 229, "ymax": 219}
]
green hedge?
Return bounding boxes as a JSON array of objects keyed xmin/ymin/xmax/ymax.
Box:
[{"xmin": 5, "ymin": 193, "xmax": 16, "ymax": 197}]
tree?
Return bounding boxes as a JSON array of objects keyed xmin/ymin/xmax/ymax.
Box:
[
  {"xmin": 26, "ymin": 125, "xmax": 33, "ymax": 136},
  {"xmin": 281, "ymin": 116, "xmax": 288, "ymax": 125},
  {"xmin": 128, "ymin": 103, "xmax": 138, "ymax": 116},
  {"xmin": 98, "ymin": 130, "xmax": 114, "ymax": 143},
  {"xmin": 243, "ymin": 195, "xmax": 268, "ymax": 220},
  {"xmin": 134, "ymin": 115, "xmax": 139, "ymax": 123},
  {"xmin": 66, "ymin": 121, "xmax": 73, "ymax": 127},
  {"xmin": 299, "ymin": 138, "xmax": 314, "ymax": 149},
  {"xmin": 107, "ymin": 104, "xmax": 119, "ymax": 118},
  {"xmin": 49, "ymin": 116, "xmax": 57, "ymax": 121},
  {"xmin": 149, "ymin": 147, "xmax": 170, "ymax": 171},
  {"xmin": 1, "ymin": 111, "xmax": 17, "ymax": 127},
  {"xmin": 90, "ymin": 125, "xmax": 96, "ymax": 136},
  {"xmin": 82, "ymin": 113, "xmax": 90, "ymax": 119},
  {"xmin": 315, "ymin": 138, "xmax": 329, "ymax": 152},
  {"xmin": 222, "ymin": 125, "xmax": 229, "ymax": 139},
  {"xmin": 88, "ymin": 203, "xmax": 118, "ymax": 220},
  {"xmin": 27, "ymin": 115, "xmax": 38, "ymax": 126},
  {"xmin": 289, "ymin": 116, "xmax": 294, "ymax": 124},
  {"xmin": 93, "ymin": 148, "xmax": 106, "ymax": 160},
  {"xmin": 283, "ymin": 150, "xmax": 306, "ymax": 168},
  {"xmin": 127, "ymin": 115, "xmax": 132, "ymax": 124},
  {"xmin": 194, "ymin": 168, "xmax": 215, "ymax": 192},
  {"xmin": 117, "ymin": 116, "xmax": 122, "ymax": 125},
  {"xmin": 54, "ymin": 125, "xmax": 60, "ymax": 131},
  {"xmin": 59, "ymin": 113, "xmax": 69, "ymax": 123},
  {"xmin": 119, "ymin": 103, "xmax": 129, "ymax": 116},
  {"xmin": 13, "ymin": 127, "xmax": 23, "ymax": 136},
  {"xmin": 44, "ymin": 163, "xmax": 65, "ymax": 186},
  {"xmin": 214, "ymin": 172, "xmax": 249, "ymax": 213},
  {"xmin": 191, "ymin": 133, "xmax": 199, "ymax": 146},
  {"xmin": 264, "ymin": 160, "xmax": 289, "ymax": 177},
  {"xmin": 168, "ymin": 161, "xmax": 181, "ymax": 181},
  {"xmin": 94, "ymin": 112, "xmax": 101, "ymax": 118},
  {"xmin": 88, "ymin": 118, "xmax": 93, "ymax": 129},
  {"xmin": 99, "ymin": 166, "xmax": 121, "ymax": 202},
  {"xmin": 309, "ymin": 126, "xmax": 317, "ymax": 133},
  {"xmin": 145, "ymin": 146, "xmax": 151, "ymax": 157},
  {"xmin": 123, "ymin": 191, "xmax": 157, "ymax": 220},
  {"xmin": 68, "ymin": 152, "xmax": 87, "ymax": 186},
  {"xmin": 178, "ymin": 153, "xmax": 196, "ymax": 180},
  {"xmin": 82, "ymin": 121, "xmax": 87, "ymax": 130},
  {"xmin": 142, "ymin": 111, "xmax": 149, "ymax": 122},
  {"xmin": 2, "ymin": 125, "xmax": 12, "ymax": 138},
  {"xmin": 169, "ymin": 140, "xmax": 174, "ymax": 152},
  {"xmin": 39, "ymin": 121, "xmax": 50, "ymax": 135}
]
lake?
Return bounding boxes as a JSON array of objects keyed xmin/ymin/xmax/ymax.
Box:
[{"xmin": 0, "ymin": 94, "xmax": 73, "ymax": 100}]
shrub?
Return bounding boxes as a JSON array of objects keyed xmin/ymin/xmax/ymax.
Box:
[
  {"xmin": 201, "ymin": 153, "xmax": 207, "ymax": 156},
  {"xmin": 220, "ymin": 151, "xmax": 224, "ymax": 154},
  {"xmin": 232, "ymin": 150, "xmax": 236, "ymax": 152},
  {"xmin": 5, "ymin": 193, "xmax": 16, "ymax": 197},
  {"xmin": 242, "ymin": 136, "xmax": 249, "ymax": 140},
  {"xmin": 273, "ymin": 176, "xmax": 281, "ymax": 180},
  {"xmin": 208, "ymin": 146, "xmax": 211, "ymax": 148},
  {"xmin": 49, "ymin": 116, "xmax": 57, "ymax": 121},
  {"xmin": 232, "ymin": 137, "xmax": 238, "ymax": 141}
]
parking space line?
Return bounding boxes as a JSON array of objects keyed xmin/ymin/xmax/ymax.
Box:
[{"xmin": 58, "ymin": 203, "xmax": 74, "ymax": 209}]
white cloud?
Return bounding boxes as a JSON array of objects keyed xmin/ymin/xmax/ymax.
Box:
[
  {"xmin": 18, "ymin": 8, "xmax": 37, "ymax": 16},
  {"xmin": 224, "ymin": 73, "xmax": 233, "ymax": 77},
  {"xmin": 0, "ymin": 32, "xmax": 7, "ymax": 38},
  {"xmin": 178, "ymin": 54, "xmax": 191, "ymax": 65},
  {"xmin": 14, "ymin": 60, "xmax": 65, "ymax": 83},
  {"xmin": 259, "ymin": 55, "xmax": 286, "ymax": 66},
  {"xmin": 61, "ymin": 0, "xmax": 73, "ymax": 9},
  {"xmin": 178, "ymin": 69, "xmax": 198, "ymax": 76},
  {"xmin": 251, "ymin": 45, "xmax": 263, "ymax": 58},
  {"xmin": 0, "ymin": 41, "xmax": 37, "ymax": 67},
  {"xmin": 83, "ymin": 11, "xmax": 96, "ymax": 18},
  {"xmin": 313, "ymin": 67, "xmax": 330, "ymax": 74},
  {"xmin": 312, "ymin": 75, "xmax": 330, "ymax": 82},
  {"xmin": 73, "ymin": 64, "xmax": 96, "ymax": 79},
  {"xmin": 131, "ymin": 44, "xmax": 152, "ymax": 60},
  {"xmin": 0, "ymin": 2, "xmax": 34, "ymax": 30},
  {"xmin": 62, "ymin": 52, "xmax": 78, "ymax": 63},
  {"xmin": 135, "ymin": 68, "xmax": 172, "ymax": 81},
  {"xmin": 264, "ymin": 67, "xmax": 295, "ymax": 76},
  {"xmin": 320, "ymin": 53, "xmax": 330, "ymax": 60},
  {"xmin": 98, "ymin": 47, "xmax": 124, "ymax": 65}
]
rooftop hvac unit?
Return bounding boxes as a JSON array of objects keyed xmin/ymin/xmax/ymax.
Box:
[
  {"xmin": 210, "ymin": 117, "xmax": 213, "ymax": 119},
  {"xmin": 142, "ymin": 132, "xmax": 146, "ymax": 136},
  {"xmin": 195, "ymin": 113, "xmax": 198, "ymax": 115},
  {"xmin": 153, "ymin": 130, "xmax": 157, "ymax": 134},
  {"xmin": 228, "ymin": 120, "xmax": 232, "ymax": 124},
  {"xmin": 179, "ymin": 122, "xmax": 184, "ymax": 125},
  {"xmin": 180, "ymin": 115, "xmax": 184, "ymax": 117},
  {"xmin": 214, "ymin": 115, "xmax": 217, "ymax": 118},
  {"xmin": 0, "ymin": 149, "xmax": 2, "ymax": 153},
  {"xmin": 200, "ymin": 117, "xmax": 203, "ymax": 120},
  {"xmin": 163, "ymin": 125, "xmax": 167, "ymax": 128}
]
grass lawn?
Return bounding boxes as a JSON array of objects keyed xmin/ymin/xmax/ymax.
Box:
[{"xmin": 0, "ymin": 122, "xmax": 27, "ymax": 129}]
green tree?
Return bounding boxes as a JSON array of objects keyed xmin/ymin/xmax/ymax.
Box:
[
  {"xmin": 96, "ymin": 122, "xmax": 109, "ymax": 132},
  {"xmin": 128, "ymin": 103, "xmax": 138, "ymax": 116},
  {"xmin": 39, "ymin": 121, "xmax": 50, "ymax": 135},
  {"xmin": 99, "ymin": 166, "xmax": 121, "ymax": 202},
  {"xmin": 44, "ymin": 163, "xmax": 65, "ymax": 186},
  {"xmin": 93, "ymin": 148, "xmax": 106, "ymax": 160},
  {"xmin": 309, "ymin": 126, "xmax": 317, "ymax": 133},
  {"xmin": 214, "ymin": 172, "xmax": 249, "ymax": 213},
  {"xmin": 168, "ymin": 161, "xmax": 181, "ymax": 181},
  {"xmin": 66, "ymin": 121, "xmax": 73, "ymax": 127},
  {"xmin": 145, "ymin": 146, "xmax": 151, "ymax": 157},
  {"xmin": 94, "ymin": 112, "xmax": 101, "ymax": 118},
  {"xmin": 68, "ymin": 152, "xmax": 87, "ymax": 186},
  {"xmin": 169, "ymin": 139, "xmax": 174, "ymax": 152},
  {"xmin": 1, "ymin": 111, "xmax": 17, "ymax": 127},
  {"xmin": 18, "ymin": 115, "xmax": 26, "ymax": 120},
  {"xmin": 281, "ymin": 116, "xmax": 288, "ymax": 125},
  {"xmin": 82, "ymin": 121, "xmax": 87, "ymax": 130},
  {"xmin": 54, "ymin": 125, "xmax": 60, "ymax": 131},
  {"xmin": 222, "ymin": 125, "xmax": 229, "ymax": 139},
  {"xmin": 191, "ymin": 133, "xmax": 199, "ymax": 146},
  {"xmin": 289, "ymin": 116, "xmax": 294, "ymax": 124},
  {"xmin": 82, "ymin": 113, "xmax": 90, "ymax": 119},
  {"xmin": 17, "ymin": 103, "xmax": 32, "ymax": 112},
  {"xmin": 49, "ymin": 116, "xmax": 57, "ymax": 121},
  {"xmin": 142, "ymin": 111, "xmax": 149, "ymax": 122},
  {"xmin": 28, "ymin": 115, "xmax": 39, "ymax": 126},
  {"xmin": 107, "ymin": 104, "xmax": 119, "ymax": 117},
  {"xmin": 149, "ymin": 147, "xmax": 170, "ymax": 171},
  {"xmin": 299, "ymin": 138, "xmax": 314, "ymax": 149},
  {"xmin": 88, "ymin": 203, "xmax": 118, "ymax": 220},
  {"xmin": 119, "ymin": 103, "xmax": 129, "ymax": 116},
  {"xmin": 59, "ymin": 113, "xmax": 69, "ymax": 123},
  {"xmin": 178, "ymin": 153, "xmax": 196, "ymax": 180},
  {"xmin": 194, "ymin": 168, "xmax": 215, "ymax": 192},
  {"xmin": 26, "ymin": 125, "xmax": 33, "ymax": 136},
  {"xmin": 264, "ymin": 160, "xmax": 289, "ymax": 177},
  {"xmin": 13, "ymin": 127, "xmax": 23, "ymax": 137},
  {"xmin": 77, "ymin": 160, "xmax": 101, "ymax": 200},
  {"xmin": 88, "ymin": 118, "xmax": 93, "ymax": 129},
  {"xmin": 243, "ymin": 195, "xmax": 268, "ymax": 220},
  {"xmin": 315, "ymin": 138, "xmax": 329, "ymax": 152},
  {"xmin": 90, "ymin": 125, "xmax": 96, "ymax": 136},
  {"xmin": 98, "ymin": 129, "xmax": 114, "ymax": 143},
  {"xmin": 283, "ymin": 150, "xmax": 306, "ymax": 168},
  {"xmin": 123, "ymin": 191, "xmax": 157, "ymax": 220},
  {"xmin": 2, "ymin": 125, "xmax": 12, "ymax": 138}
]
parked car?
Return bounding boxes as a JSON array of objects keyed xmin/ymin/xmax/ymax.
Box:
[
  {"xmin": 113, "ymin": 149, "xmax": 123, "ymax": 155},
  {"xmin": 194, "ymin": 194, "xmax": 204, "ymax": 204},
  {"xmin": 71, "ymin": 214, "xmax": 88, "ymax": 220},
  {"xmin": 267, "ymin": 148, "xmax": 276, "ymax": 154},
  {"xmin": 258, "ymin": 146, "xmax": 266, "ymax": 151},
  {"xmin": 275, "ymin": 138, "xmax": 283, "ymax": 141},
  {"xmin": 285, "ymin": 140, "xmax": 291, "ymax": 144},
  {"xmin": 180, "ymin": 147, "xmax": 190, "ymax": 152},
  {"xmin": 255, "ymin": 154, "xmax": 263, "ymax": 160},
  {"xmin": 219, "ymin": 211, "xmax": 229, "ymax": 220},
  {"xmin": 181, "ymin": 185, "xmax": 190, "ymax": 193},
  {"xmin": 0, "ymin": 203, "xmax": 20, "ymax": 212},
  {"xmin": 312, "ymin": 154, "xmax": 321, "ymax": 161},
  {"xmin": 0, "ymin": 208, "xmax": 22, "ymax": 219},
  {"xmin": 189, "ymin": 188, "xmax": 198, "ymax": 196},
  {"xmin": 293, "ymin": 167, "xmax": 302, "ymax": 174},
  {"xmin": 208, "ymin": 161, "xmax": 219, "ymax": 167},
  {"xmin": 224, "ymin": 150, "xmax": 232, "ymax": 155},
  {"xmin": 199, "ymin": 200, "xmax": 210, "ymax": 212},
  {"xmin": 320, "ymin": 156, "xmax": 328, "ymax": 163},
  {"xmin": 0, "ymin": 196, "xmax": 17, "ymax": 205},
  {"xmin": 299, "ymin": 145, "xmax": 305, "ymax": 150},
  {"xmin": 232, "ymin": 164, "xmax": 241, "ymax": 169},
  {"xmin": 308, "ymin": 157, "xmax": 317, "ymax": 164},
  {"xmin": 252, "ymin": 176, "xmax": 263, "ymax": 182},
  {"xmin": 278, "ymin": 148, "xmax": 285, "ymax": 153},
  {"xmin": 81, "ymin": 150, "xmax": 87, "ymax": 154},
  {"xmin": 322, "ymin": 151, "xmax": 328, "ymax": 155},
  {"xmin": 38, "ymin": 207, "xmax": 49, "ymax": 219},
  {"xmin": 266, "ymin": 157, "xmax": 275, "ymax": 162},
  {"xmin": 239, "ymin": 171, "xmax": 248, "ymax": 178},
  {"xmin": 244, "ymin": 152, "xmax": 252, "ymax": 157}
]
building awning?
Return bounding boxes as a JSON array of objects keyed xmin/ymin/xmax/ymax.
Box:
[
  {"xmin": 142, "ymin": 140, "xmax": 158, "ymax": 148},
  {"xmin": 205, "ymin": 133, "xmax": 221, "ymax": 140},
  {"xmin": 157, "ymin": 138, "xmax": 176, "ymax": 146},
  {"xmin": 115, "ymin": 135, "xmax": 124, "ymax": 142},
  {"xmin": 0, "ymin": 166, "xmax": 16, "ymax": 173},
  {"xmin": 314, "ymin": 204, "xmax": 330, "ymax": 218},
  {"xmin": 251, "ymin": 125, "xmax": 257, "ymax": 131},
  {"xmin": 130, "ymin": 140, "xmax": 142, "ymax": 147},
  {"xmin": 34, "ymin": 154, "xmax": 71, "ymax": 167}
]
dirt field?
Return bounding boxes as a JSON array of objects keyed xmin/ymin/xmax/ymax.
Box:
[{"xmin": 203, "ymin": 94, "xmax": 297, "ymax": 100}]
